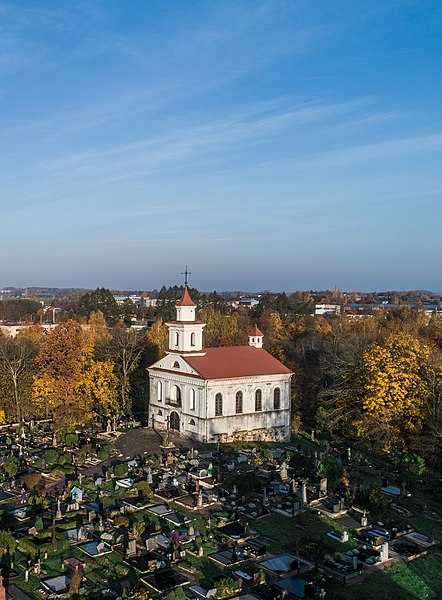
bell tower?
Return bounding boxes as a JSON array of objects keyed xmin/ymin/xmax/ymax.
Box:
[{"xmin": 166, "ymin": 268, "xmax": 205, "ymax": 354}]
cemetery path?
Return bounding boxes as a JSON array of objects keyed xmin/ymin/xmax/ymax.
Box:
[{"xmin": 79, "ymin": 427, "xmax": 206, "ymax": 477}]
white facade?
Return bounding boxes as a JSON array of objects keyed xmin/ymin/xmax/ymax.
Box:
[{"xmin": 148, "ymin": 288, "xmax": 292, "ymax": 443}]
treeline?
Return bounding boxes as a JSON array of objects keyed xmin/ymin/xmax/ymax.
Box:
[
  {"xmin": 0, "ymin": 311, "xmax": 167, "ymax": 431},
  {"xmin": 250, "ymin": 299, "xmax": 442, "ymax": 466}
]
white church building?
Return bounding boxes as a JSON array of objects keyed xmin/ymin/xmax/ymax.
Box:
[{"xmin": 148, "ymin": 287, "xmax": 293, "ymax": 443}]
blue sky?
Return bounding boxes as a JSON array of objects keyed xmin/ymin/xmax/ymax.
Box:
[{"xmin": 0, "ymin": 1, "xmax": 441, "ymax": 292}]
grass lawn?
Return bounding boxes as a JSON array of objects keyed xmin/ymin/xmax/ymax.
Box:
[
  {"xmin": 328, "ymin": 555, "xmax": 442, "ymax": 600},
  {"xmin": 253, "ymin": 509, "xmax": 356, "ymax": 555}
]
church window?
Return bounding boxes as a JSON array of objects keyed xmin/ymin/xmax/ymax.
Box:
[
  {"xmin": 191, "ymin": 332, "xmax": 196, "ymax": 346},
  {"xmin": 173, "ymin": 385, "xmax": 182, "ymax": 406},
  {"xmin": 255, "ymin": 389, "xmax": 262, "ymax": 411},
  {"xmin": 157, "ymin": 381, "xmax": 162, "ymax": 402},
  {"xmin": 215, "ymin": 393, "xmax": 223, "ymax": 416},
  {"xmin": 189, "ymin": 388, "xmax": 196, "ymax": 411},
  {"xmin": 188, "ymin": 418, "xmax": 196, "ymax": 426},
  {"xmin": 235, "ymin": 391, "xmax": 243, "ymax": 414},
  {"xmin": 173, "ymin": 361, "xmax": 180, "ymax": 368},
  {"xmin": 274, "ymin": 387, "xmax": 281, "ymax": 410}
]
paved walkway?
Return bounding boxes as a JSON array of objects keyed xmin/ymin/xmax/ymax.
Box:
[{"xmin": 80, "ymin": 427, "xmax": 206, "ymax": 477}]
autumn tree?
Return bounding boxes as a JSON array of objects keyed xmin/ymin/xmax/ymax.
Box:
[
  {"xmin": 356, "ymin": 333, "xmax": 431, "ymax": 451},
  {"xmin": 32, "ymin": 320, "xmax": 87, "ymax": 430}
]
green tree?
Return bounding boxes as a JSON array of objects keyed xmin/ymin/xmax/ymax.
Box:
[
  {"xmin": 77, "ymin": 288, "xmax": 120, "ymax": 325},
  {"xmin": 316, "ymin": 456, "xmax": 343, "ymax": 489},
  {"xmin": 0, "ymin": 530, "xmax": 16, "ymax": 556}
]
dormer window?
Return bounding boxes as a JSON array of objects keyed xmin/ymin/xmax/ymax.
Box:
[{"xmin": 173, "ymin": 361, "xmax": 180, "ymax": 368}]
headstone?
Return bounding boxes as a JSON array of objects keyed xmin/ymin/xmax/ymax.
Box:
[
  {"xmin": 320, "ymin": 478, "xmax": 327, "ymax": 497},
  {"xmin": 89, "ymin": 510, "xmax": 96, "ymax": 523},
  {"xmin": 311, "ymin": 429, "xmax": 315, "ymax": 441},
  {"xmin": 301, "ymin": 482, "xmax": 307, "ymax": 505},
  {"xmin": 126, "ymin": 538, "xmax": 137, "ymax": 557},
  {"xmin": 188, "ymin": 523, "xmax": 195, "ymax": 537},
  {"xmin": 280, "ymin": 461, "xmax": 288, "ymax": 481},
  {"xmin": 146, "ymin": 536, "xmax": 158, "ymax": 551},
  {"xmin": 291, "ymin": 478, "xmax": 297, "ymax": 494},
  {"xmin": 146, "ymin": 468, "xmax": 153, "ymax": 484},
  {"xmin": 381, "ymin": 542, "xmax": 389, "ymax": 562},
  {"xmin": 197, "ymin": 491, "xmax": 203, "ymax": 507},
  {"xmin": 341, "ymin": 530, "xmax": 349, "ymax": 543},
  {"xmin": 25, "ymin": 569, "xmax": 29, "ymax": 582},
  {"xmin": 167, "ymin": 452, "xmax": 174, "ymax": 465},
  {"xmin": 56, "ymin": 497, "xmax": 62, "ymax": 520},
  {"xmin": 198, "ymin": 546, "xmax": 204, "ymax": 557},
  {"xmin": 352, "ymin": 555, "xmax": 358, "ymax": 570},
  {"xmin": 361, "ymin": 510, "xmax": 368, "ymax": 527}
]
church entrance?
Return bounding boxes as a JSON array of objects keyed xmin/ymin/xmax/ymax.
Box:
[{"xmin": 169, "ymin": 411, "xmax": 180, "ymax": 432}]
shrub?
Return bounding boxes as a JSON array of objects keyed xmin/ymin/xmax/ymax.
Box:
[
  {"xmin": 114, "ymin": 464, "xmax": 128, "ymax": 477},
  {"xmin": 4, "ymin": 456, "xmax": 20, "ymax": 477},
  {"xmin": 65, "ymin": 433, "xmax": 79, "ymax": 448},
  {"xmin": 44, "ymin": 449, "xmax": 59, "ymax": 466}
]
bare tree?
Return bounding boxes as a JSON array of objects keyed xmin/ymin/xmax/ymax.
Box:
[{"xmin": 0, "ymin": 334, "xmax": 37, "ymax": 422}]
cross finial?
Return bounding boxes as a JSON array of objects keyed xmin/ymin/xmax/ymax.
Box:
[{"xmin": 181, "ymin": 265, "xmax": 191, "ymax": 287}]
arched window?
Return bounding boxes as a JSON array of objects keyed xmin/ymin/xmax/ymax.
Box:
[
  {"xmin": 188, "ymin": 418, "xmax": 196, "ymax": 426},
  {"xmin": 215, "ymin": 393, "xmax": 223, "ymax": 416},
  {"xmin": 235, "ymin": 391, "xmax": 243, "ymax": 414},
  {"xmin": 173, "ymin": 361, "xmax": 180, "ymax": 368},
  {"xmin": 255, "ymin": 389, "xmax": 262, "ymax": 411},
  {"xmin": 173, "ymin": 385, "xmax": 182, "ymax": 406},
  {"xmin": 274, "ymin": 387, "xmax": 281, "ymax": 410},
  {"xmin": 191, "ymin": 332, "xmax": 196, "ymax": 346},
  {"xmin": 157, "ymin": 409, "xmax": 163, "ymax": 418},
  {"xmin": 175, "ymin": 332, "xmax": 179, "ymax": 346},
  {"xmin": 189, "ymin": 388, "xmax": 196, "ymax": 411},
  {"xmin": 157, "ymin": 381, "xmax": 162, "ymax": 402}
]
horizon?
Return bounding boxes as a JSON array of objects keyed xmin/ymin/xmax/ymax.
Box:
[
  {"xmin": 1, "ymin": 1, "xmax": 441, "ymax": 291},
  {"xmin": 1, "ymin": 282, "xmax": 441, "ymax": 297}
]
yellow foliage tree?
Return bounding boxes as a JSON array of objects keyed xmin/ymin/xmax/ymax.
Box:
[
  {"xmin": 81, "ymin": 359, "xmax": 119, "ymax": 416},
  {"xmin": 357, "ymin": 333, "xmax": 430, "ymax": 451}
]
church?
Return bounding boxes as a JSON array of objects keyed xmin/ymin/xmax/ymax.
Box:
[{"xmin": 148, "ymin": 286, "xmax": 293, "ymax": 443}]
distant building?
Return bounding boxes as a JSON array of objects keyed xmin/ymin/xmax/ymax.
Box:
[
  {"xmin": 314, "ymin": 303, "xmax": 341, "ymax": 316},
  {"xmin": 148, "ymin": 288, "xmax": 292, "ymax": 443}
]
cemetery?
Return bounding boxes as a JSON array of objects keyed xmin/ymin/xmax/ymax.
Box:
[{"xmin": 0, "ymin": 421, "xmax": 441, "ymax": 600}]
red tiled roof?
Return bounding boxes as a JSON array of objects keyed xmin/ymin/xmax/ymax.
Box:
[
  {"xmin": 249, "ymin": 324, "xmax": 264, "ymax": 337},
  {"xmin": 184, "ymin": 346, "xmax": 293, "ymax": 380},
  {"xmin": 176, "ymin": 287, "xmax": 196, "ymax": 307}
]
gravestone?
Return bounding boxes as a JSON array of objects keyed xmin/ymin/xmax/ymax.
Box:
[
  {"xmin": 146, "ymin": 468, "xmax": 153, "ymax": 484},
  {"xmin": 341, "ymin": 530, "xmax": 349, "ymax": 543},
  {"xmin": 361, "ymin": 510, "xmax": 368, "ymax": 527},
  {"xmin": 319, "ymin": 478, "xmax": 327, "ymax": 497},
  {"xmin": 56, "ymin": 497, "xmax": 63, "ymax": 520},
  {"xmin": 188, "ymin": 523, "xmax": 195, "ymax": 537},
  {"xmin": 126, "ymin": 538, "xmax": 137, "ymax": 557},
  {"xmin": 197, "ymin": 491, "xmax": 203, "ymax": 507},
  {"xmin": 381, "ymin": 542, "xmax": 389, "ymax": 562},
  {"xmin": 301, "ymin": 482, "xmax": 307, "ymax": 505},
  {"xmin": 280, "ymin": 461, "xmax": 288, "ymax": 481}
]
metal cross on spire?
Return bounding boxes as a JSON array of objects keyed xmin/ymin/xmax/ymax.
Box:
[{"xmin": 181, "ymin": 265, "xmax": 191, "ymax": 287}]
